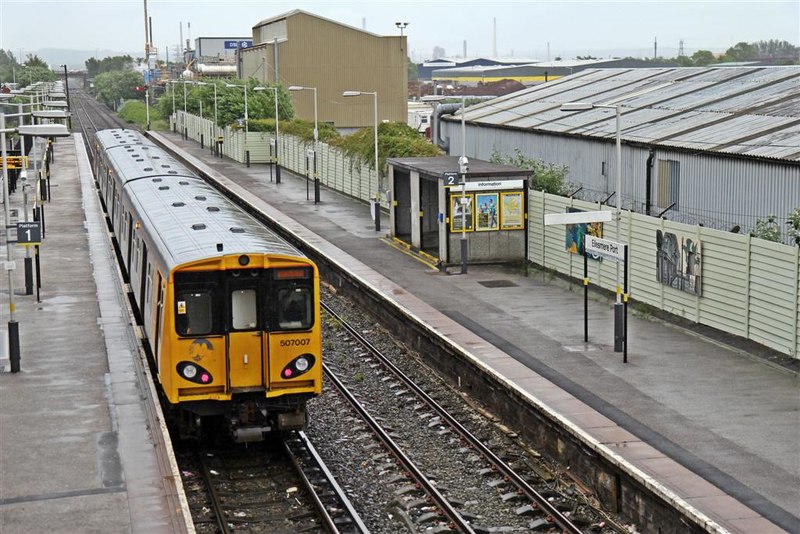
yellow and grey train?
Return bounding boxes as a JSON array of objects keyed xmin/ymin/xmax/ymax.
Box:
[{"xmin": 93, "ymin": 129, "xmax": 321, "ymax": 442}]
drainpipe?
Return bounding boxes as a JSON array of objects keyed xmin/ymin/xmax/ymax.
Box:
[
  {"xmin": 433, "ymin": 103, "xmax": 462, "ymax": 153},
  {"xmin": 645, "ymin": 148, "xmax": 655, "ymax": 216}
]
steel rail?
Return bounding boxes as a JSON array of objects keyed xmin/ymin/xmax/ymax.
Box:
[{"xmin": 323, "ymin": 302, "xmax": 584, "ymax": 534}]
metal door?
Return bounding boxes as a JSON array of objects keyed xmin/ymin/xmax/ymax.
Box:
[{"xmin": 226, "ymin": 275, "xmax": 264, "ymax": 390}]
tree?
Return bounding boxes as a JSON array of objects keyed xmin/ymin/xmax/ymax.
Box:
[
  {"xmin": 24, "ymin": 53, "xmax": 48, "ymax": 69},
  {"xmin": 18, "ymin": 65, "xmax": 56, "ymax": 84},
  {"xmin": 691, "ymin": 50, "xmax": 716, "ymax": 66},
  {"xmin": 490, "ymin": 147, "xmax": 571, "ymax": 195},
  {"xmin": 407, "ymin": 56, "xmax": 418, "ymax": 82},
  {"xmin": 85, "ymin": 55, "xmax": 135, "ymax": 77},
  {"xmin": 95, "ymin": 69, "xmax": 144, "ymax": 108},
  {"xmin": 0, "ymin": 49, "xmax": 20, "ymax": 83},
  {"xmin": 725, "ymin": 42, "xmax": 758, "ymax": 62},
  {"xmin": 754, "ymin": 39, "xmax": 799, "ymax": 61}
]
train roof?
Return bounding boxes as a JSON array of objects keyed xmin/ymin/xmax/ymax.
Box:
[
  {"xmin": 96, "ymin": 129, "xmax": 196, "ymax": 184},
  {"xmin": 126, "ymin": 174, "xmax": 303, "ymax": 270},
  {"xmin": 95, "ymin": 129, "xmax": 304, "ymax": 271}
]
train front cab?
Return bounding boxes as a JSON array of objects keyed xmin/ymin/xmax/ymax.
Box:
[{"xmin": 157, "ymin": 253, "xmax": 321, "ymax": 441}]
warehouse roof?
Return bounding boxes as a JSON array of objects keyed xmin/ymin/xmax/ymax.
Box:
[{"xmin": 449, "ymin": 66, "xmax": 800, "ymax": 161}]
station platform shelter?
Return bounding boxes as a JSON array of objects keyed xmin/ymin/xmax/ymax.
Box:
[{"xmin": 387, "ymin": 156, "xmax": 531, "ymax": 267}]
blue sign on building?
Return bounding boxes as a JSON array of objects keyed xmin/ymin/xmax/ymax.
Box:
[
  {"xmin": 142, "ymin": 68, "xmax": 161, "ymax": 84},
  {"xmin": 224, "ymin": 40, "xmax": 253, "ymax": 49}
]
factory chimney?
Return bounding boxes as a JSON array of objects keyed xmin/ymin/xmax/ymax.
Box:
[
  {"xmin": 493, "ymin": 17, "xmax": 497, "ymax": 56},
  {"xmin": 463, "ymin": 40, "xmax": 467, "ymax": 58}
]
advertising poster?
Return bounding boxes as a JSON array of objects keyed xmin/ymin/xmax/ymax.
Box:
[
  {"xmin": 450, "ymin": 193, "xmax": 474, "ymax": 232},
  {"xmin": 500, "ymin": 192, "xmax": 524, "ymax": 229},
  {"xmin": 476, "ymin": 193, "xmax": 499, "ymax": 231},
  {"xmin": 565, "ymin": 207, "xmax": 603, "ymax": 259}
]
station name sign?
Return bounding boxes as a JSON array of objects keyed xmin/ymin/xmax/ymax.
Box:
[{"xmin": 586, "ymin": 236, "xmax": 625, "ymax": 262}]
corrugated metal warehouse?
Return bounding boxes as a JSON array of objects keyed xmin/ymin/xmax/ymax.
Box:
[
  {"xmin": 439, "ymin": 66, "xmax": 800, "ymax": 237},
  {"xmin": 241, "ymin": 10, "xmax": 407, "ymax": 129}
]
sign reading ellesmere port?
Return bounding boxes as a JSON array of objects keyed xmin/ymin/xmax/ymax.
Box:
[{"xmin": 586, "ymin": 236, "xmax": 625, "ymax": 262}]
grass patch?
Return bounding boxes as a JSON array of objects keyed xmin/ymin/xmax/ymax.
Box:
[{"xmin": 118, "ymin": 100, "xmax": 166, "ymax": 130}]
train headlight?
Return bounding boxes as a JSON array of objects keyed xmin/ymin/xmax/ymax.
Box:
[
  {"xmin": 183, "ymin": 364, "xmax": 197, "ymax": 379},
  {"xmin": 295, "ymin": 356, "xmax": 309, "ymax": 372},
  {"xmin": 281, "ymin": 354, "xmax": 316, "ymax": 379},
  {"xmin": 177, "ymin": 361, "xmax": 213, "ymax": 384}
]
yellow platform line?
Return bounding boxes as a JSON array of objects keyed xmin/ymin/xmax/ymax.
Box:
[{"xmin": 380, "ymin": 237, "xmax": 440, "ymax": 271}]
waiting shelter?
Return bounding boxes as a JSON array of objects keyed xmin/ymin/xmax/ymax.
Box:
[{"xmin": 386, "ymin": 156, "xmax": 531, "ymax": 267}]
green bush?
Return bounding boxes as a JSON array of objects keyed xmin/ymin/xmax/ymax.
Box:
[
  {"xmin": 276, "ymin": 118, "xmax": 340, "ymax": 143},
  {"xmin": 328, "ymin": 121, "xmax": 441, "ymax": 172},
  {"xmin": 787, "ymin": 208, "xmax": 800, "ymax": 246},
  {"xmin": 750, "ymin": 214, "xmax": 781, "ymax": 242},
  {"xmin": 490, "ymin": 147, "xmax": 572, "ymax": 195}
]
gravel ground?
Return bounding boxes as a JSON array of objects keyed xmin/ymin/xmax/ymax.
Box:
[{"xmin": 305, "ymin": 285, "xmax": 634, "ymax": 533}]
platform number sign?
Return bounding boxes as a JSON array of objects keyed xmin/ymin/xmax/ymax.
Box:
[
  {"xmin": 442, "ymin": 172, "xmax": 460, "ymax": 186},
  {"xmin": 16, "ymin": 221, "xmax": 41, "ymax": 245}
]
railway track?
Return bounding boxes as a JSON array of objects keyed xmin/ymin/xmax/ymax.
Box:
[
  {"xmin": 316, "ymin": 296, "xmax": 625, "ymax": 533},
  {"xmin": 70, "ymin": 88, "xmax": 129, "ymax": 141},
  {"xmin": 182, "ymin": 434, "xmax": 367, "ymax": 534}
]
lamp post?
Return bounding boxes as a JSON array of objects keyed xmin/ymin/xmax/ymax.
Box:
[
  {"xmin": 254, "ymin": 85, "xmax": 281, "ymax": 183},
  {"xmin": 395, "ymin": 22, "xmax": 409, "ymax": 53},
  {"xmin": 181, "ymin": 80, "xmax": 194, "ymax": 140},
  {"xmin": 343, "ymin": 90, "xmax": 380, "ymax": 231},
  {"xmin": 59, "ymin": 65, "xmax": 70, "ymax": 113},
  {"xmin": 169, "ymin": 81, "xmax": 177, "ymax": 131},
  {"xmin": 196, "ymin": 81, "xmax": 218, "ymax": 125},
  {"xmin": 1, "ymin": 118, "xmax": 70, "ymax": 372},
  {"xmin": 226, "ymin": 82, "xmax": 250, "ymax": 166},
  {"xmin": 561, "ymin": 101, "xmax": 624, "ymax": 351},
  {"xmin": 289, "ymin": 85, "xmax": 319, "ymax": 203},
  {"xmin": 458, "ymin": 95, "xmax": 469, "ymax": 274}
]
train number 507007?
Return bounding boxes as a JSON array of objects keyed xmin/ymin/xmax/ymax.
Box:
[{"xmin": 279, "ymin": 339, "xmax": 311, "ymax": 347}]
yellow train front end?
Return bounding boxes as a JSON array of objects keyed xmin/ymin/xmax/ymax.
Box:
[{"xmin": 157, "ymin": 252, "xmax": 322, "ymax": 442}]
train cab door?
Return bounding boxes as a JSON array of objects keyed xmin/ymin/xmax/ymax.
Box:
[{"xmin": 226, "ymin": 272, "xmax": 264, "ymax": 390}]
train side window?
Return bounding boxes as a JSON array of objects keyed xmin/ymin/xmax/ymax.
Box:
[
  {"xmin": 276, "ymin": 287, "xmax": 312, "ymax": 330},
  {"xmin": 175, "ymin": 291, "xmax": 213, "ymax": 336},
  {"xmin": 231, "ymin": 289, "xmax": 257, "ymax": 331}
]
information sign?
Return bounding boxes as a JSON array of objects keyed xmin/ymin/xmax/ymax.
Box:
[{"xmin": 16, "ymin": 221, "xmax": 42, "ymax": 245}]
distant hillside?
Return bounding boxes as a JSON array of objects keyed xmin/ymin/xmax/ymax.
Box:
[{"xmin": 34, "ymin": 48, "xmax": 142, "ymax": 71}]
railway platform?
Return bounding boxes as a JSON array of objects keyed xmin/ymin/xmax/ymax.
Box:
[
  {"xmin": 0, "ymin": 135, "xmax": 192, "ymax": 533},
  {"xmin": 153, "ymin": 129, "xmax": 799, "ymax": 534}
]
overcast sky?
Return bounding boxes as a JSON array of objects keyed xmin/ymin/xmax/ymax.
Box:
[{"xmin": 2, "ymin": 0, "xmax": 798, "ymax": 62}]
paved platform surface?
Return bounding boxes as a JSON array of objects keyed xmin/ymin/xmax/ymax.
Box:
[
  {"xmin": 155, "ymin": 130, "xmax": 799, "ymax": 533},
  {"xmin": 0, "ymin": 135, "xmax": 190, "ymax": 533}
]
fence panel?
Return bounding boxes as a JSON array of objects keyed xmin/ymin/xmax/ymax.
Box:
[{"xmin": 529, "ymin": 190, "xmax": 799, "ymax": 357}]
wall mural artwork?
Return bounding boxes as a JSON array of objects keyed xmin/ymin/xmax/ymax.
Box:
[
  {"xmin": 656, "ymin": 230, "xmax": 702, "ymax": 296},
  {"xmin": 565, "ymin": 208, "xmax": 603, "ymax": 260}
]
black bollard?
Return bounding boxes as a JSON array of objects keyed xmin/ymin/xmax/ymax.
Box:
[
  {"xmin": 9, "ymin": 321, "xmax": 20, "ymax": 373},
  {"xmin": 24, "ymin": 257, "xmax": 33, "ymax": 295}
]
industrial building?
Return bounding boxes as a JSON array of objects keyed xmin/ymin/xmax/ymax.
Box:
[
  {"xmin": 430, "ymin": 58, "xmax": 676, "ymax": 86},
  {"xmin": 191, "ymin": 36, "xmax": 252, "ymax": 77},
  {"xmin": 240, "ymin": 10, "xmax": 407, "ymax": 129},
  {"xmin": 438, "ymin": 66, "xmax": 800, "ymax": 237}
]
